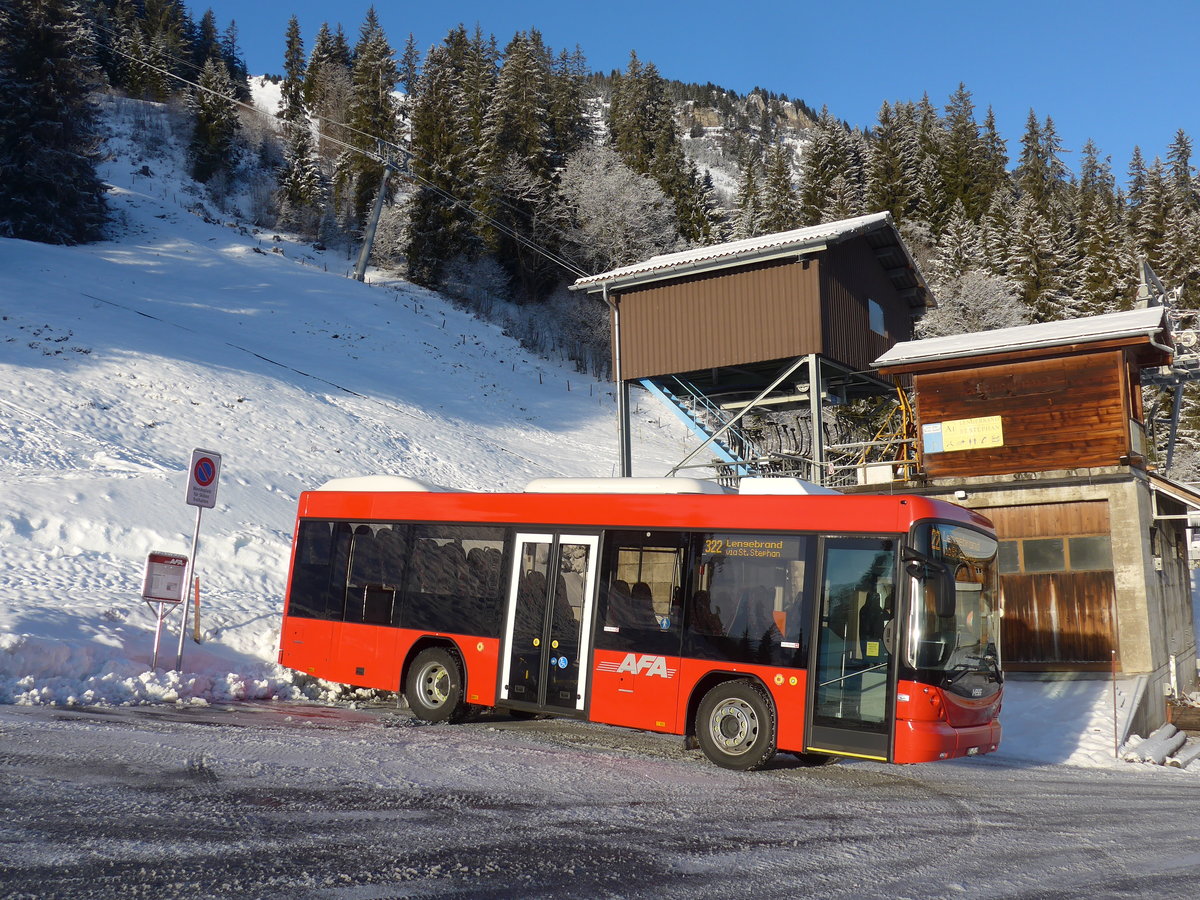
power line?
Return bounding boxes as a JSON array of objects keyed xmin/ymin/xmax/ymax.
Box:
[{"xmin": 86, "ymin": 21, "xmax": 593, "ymax": 279}]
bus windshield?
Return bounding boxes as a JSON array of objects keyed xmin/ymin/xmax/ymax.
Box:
[{"xmin": 906, "ymin": 522, "xmax": 1001, "ymax": 697}]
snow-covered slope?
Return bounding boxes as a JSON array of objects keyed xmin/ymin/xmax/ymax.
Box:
[{"xmin": 0, "ymin": 94, "xmax": 688, "ymax": 706}]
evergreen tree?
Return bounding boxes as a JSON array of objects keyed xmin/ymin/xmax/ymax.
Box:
[
  {"xmin": 141, "ymin": 0, "xmax": 191, "ymax": 88},
  {"xmin": 188, "ymin": 55, "xmax": 241, "ymax": 184},
  {"xmin": 865, "ymin": 100, "xmax": 911, "ymax": 220},
  {"xmin": 1166, "ymin": 129, "xmax": 1196, "ymax": 209},
  {"xmin": 220, "ymin": 20, "xmax": 250, "ymax": 100},
  {"xmin": 274, "ymin": 15, "xmax": 323, "ymax": 228},
  {"xmin": 0, "ymin": 0, "xmax": 107, "ymax": 243},
  {"xmin": 339, "ymin": 6, "xmax": 399, "ymax": 226},
  {"xmin": 929, "ymin": 200, "xmax": 980, "ymax": 289},
  {"xmin": 406, "ymin": 42, "xmax": 476, "ymax": 286},
  {"xmin": 1006, "ymin": 193, "xmax": 1076, "ymax": 321},
  {"xmin": 479, "ymin": 31, "xmax": 553, "ymax": 181},
  {"xmin": 547, "ymin": 45, "xmax": 590, "ymax": 165},
  {"xmin": 978, "ymin": 107, "xmax": 1009, "ymax": 202},
  {"xmin": 305, "ymin": 22, "xmax": 353, "ymax": 158},
  {"xmin": 940, "ymin": 83, "xmax": 985, "ymax": 219},
  {"xmin": 733, "ymin": 155, "xmax": 763, "ymax": 239},
  {"xmin": 797, "ymin": 107, "xmax": 848, "ymax": 224},
  {"xmin": 759, "ymin": 141, "xmax": 800, "ymax": 233},
  {"xmin": 1074, "ymin": 139, "xmax": 1126, "ymax": 314},
  {"xmin": 978, "ymin": 190, "xmax": 1016, "ymax": 276},
  {"xmin": 193, "ymin": 9, "xmax": 221, "ymax": 71},
  {"xmin": 398, "ymin": 32, "xmax": 421, "ymax": 95},
  {"xmin": 278, "ymin": 15, "xmax": 306, "ymax": 124}
]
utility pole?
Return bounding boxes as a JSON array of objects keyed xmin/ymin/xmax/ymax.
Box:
[{"xmin": 353, "ymin": 149, "xmax": 405, "ymax": 283}]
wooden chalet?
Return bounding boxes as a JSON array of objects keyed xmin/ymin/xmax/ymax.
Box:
[{"xmin": 874, "ymin": 308, "xmax": 1198, "ymax": 727}]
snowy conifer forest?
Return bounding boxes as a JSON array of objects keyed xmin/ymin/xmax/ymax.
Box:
[{"xmin": 5, "ymin": 0, "xmax": 1200, "ymax": 471}]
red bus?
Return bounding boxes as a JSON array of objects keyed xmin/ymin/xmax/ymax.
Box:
[{"xmin": 279, "ymin": 476, "xmax": 1002, "ymax": 769}]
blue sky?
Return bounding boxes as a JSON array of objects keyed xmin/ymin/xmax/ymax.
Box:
[{"xmin": 200, "ymin": 0, "xmax": 1199, "ymax": 182}]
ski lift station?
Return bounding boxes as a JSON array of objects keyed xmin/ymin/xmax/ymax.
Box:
[{"xmin": 573, "ymin": 214, "xmax": 1199, "ymax": 733}]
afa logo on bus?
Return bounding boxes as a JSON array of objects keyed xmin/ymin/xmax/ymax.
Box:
[{"xmin": 597, "ymin": 654, "xmax": 678, "ymax": 678}]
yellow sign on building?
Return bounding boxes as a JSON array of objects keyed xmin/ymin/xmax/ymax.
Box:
[{"xmin": 922, "ymin": 415, "xmax": 1004, "ymax": 453}]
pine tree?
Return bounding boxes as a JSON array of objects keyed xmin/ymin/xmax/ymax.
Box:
[
  {"xmin": 759, "ymin": 142, "xmax": 800, "ymax": 233},
  {"xmin": 188, "ymin": 56, "xmax": 241, "ymax": 184},
  {"xmin": 406, "ymin": 42, "xmax": 476, "ymax": 286},
  {"xmin": 865, "ymin": 100, "xmax": 911, "ymax": 220},
  {"xmin": 339, "ymin": 6, "xmax": 399, "ymax": 226},
  {"xmin": 797, "ymin": 108, "xmax": 847, "ymax": 224},
  {"xmin": 219, "ymin": 21, "xmax": 250, "ymax": 101},
  {"xmin": 978, "ymin": 107, "xmax": 1009, "ymax": 203},
  {"xmin": 1006, "ymin": 193, "xmax": 1076, "ymax": 322},
  {"xmin": 305, "ymin": 22, "xmax": 353, "ymax": 159},
  {"xmin": 929, "ymin": 200, "xmax": 980, "ymax": 289},
  {"xmin": 193, "ymin": 9, "xmax": 221, "ymax": 71},
  {"xmin": 0, "ymin": 0, "xmax": 107, "ymax": 243},
  {"xmin": 1074, "ymin": 139, "xmax": 1126, "ymax": 315},
  {"xmin": 479, "ymin": 31, "xmax": 553, "ymax": 180},
  {"xmin": 733, "ymin": 155, "xmax": 763, "ymax": 239},
  {"xmin": 274, "ymin": 15, "xmax": 323, "ymax": 227},
  {"xmin": 978, "ymin": 190, "xmax": 1016, "ymax": 276},
  {"xmin": 141, "ymin": 0, "xmax": 191, "ymax": 90},
  {"xmin": 278, "ymin": 16, "xmax": 306, "ymax": 125},
  {"xmin": 940, "ymin": 83, "xmax": 985, "ymax": 219}
]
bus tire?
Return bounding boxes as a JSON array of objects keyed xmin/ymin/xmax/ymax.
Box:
[
  {"xmin": 696, "ymin": 679, "xmax": 776, "ymax": 770},
  {"xmin": 405, "ymin": 647, "xmax": 467, "ymax": 724}
]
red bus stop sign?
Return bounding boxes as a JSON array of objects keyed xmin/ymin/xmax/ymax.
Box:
[{"xmin": 186, "ymin": 449, "xmax": 222, "ymax": 509}]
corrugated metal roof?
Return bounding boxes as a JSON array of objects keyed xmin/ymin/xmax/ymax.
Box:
[
  {"xmin": 872, "ymin": 306, "xmax": 1169, "ymax": 369},
  {"xmin": 571, "ymin": 211, "xmax": 896, "ymax": 292}
]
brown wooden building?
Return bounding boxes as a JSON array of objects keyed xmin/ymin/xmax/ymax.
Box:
[
  {"xmin": 572, "ymin": 212, "xmax": 930, "ymax": 475},
  {"xmin": 874, "ymin": 308, "xmax": 1198, "ymax": 720}
]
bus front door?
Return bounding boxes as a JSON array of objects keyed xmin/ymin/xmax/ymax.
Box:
[
  {"xmin": 806, "ymin": 537, "xmax": 897, "ymax": 762},
  {"xmin": 499, "ymin": 533, "xmax": 599, "ymax": 715}
]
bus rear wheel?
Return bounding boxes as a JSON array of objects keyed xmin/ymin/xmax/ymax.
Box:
[
  {"xmin": 405, "ymin": 647, "xmax": 468, "ymax": 723},
  {"xmin": 696, "ymin": 679, "xmax": 776, "ymax": 770}
]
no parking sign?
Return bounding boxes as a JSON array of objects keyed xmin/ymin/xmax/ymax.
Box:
[{"xmin": 186, "ymin": 449, "xmax": 222, "ymax": 508}]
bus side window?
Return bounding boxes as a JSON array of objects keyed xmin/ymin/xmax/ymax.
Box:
[
  {"xmin": 326, "ymin": 522, "xmax": 353, "ymax": 620},
  {"xmin": 286, "ymin": 520, "xmax": 335, "ymax": 618},
  {"xmin": 595, "ymin": 533, "xmax": 684, "ymax": 654}
]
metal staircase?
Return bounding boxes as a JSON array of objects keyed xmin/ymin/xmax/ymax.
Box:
[{"xmin": 638, "ymin": 377, "xmax": 756, "ymax": 477}]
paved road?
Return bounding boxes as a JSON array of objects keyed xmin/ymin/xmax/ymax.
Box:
[{"xmin": 1, "ymin": 701, "xmax": 1198, "ymax": 899}]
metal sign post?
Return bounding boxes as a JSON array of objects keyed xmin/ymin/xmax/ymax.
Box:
[
  {"xmin": 142, "ymin": 551, "xmax": 188, "ymax": 669},
  {"xmin": 177, "ymin": 449, "xmax": 221, "ymax": 671}
]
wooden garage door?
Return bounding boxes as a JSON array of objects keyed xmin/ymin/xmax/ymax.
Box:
[{"xmin": 979, "ymin": 502, "xmax": 1117, "ymax": 667}]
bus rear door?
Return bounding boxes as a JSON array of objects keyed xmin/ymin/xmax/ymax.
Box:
[{"xmin": 499, "ymin": 533, "xmax": 599, "ymax": 715}]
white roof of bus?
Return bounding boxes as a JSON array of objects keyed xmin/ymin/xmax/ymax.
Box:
[
  {"xmin": 315, "ymin": 475, "xmax": 455, "ymax": 492},
  {"xmin": 737, "ymin": 477, "xmax": 841, "ymax": 495},
  {"xmin": 523, "ymin": 477, "xmax": 732, "ymax": 495},
  {"xmin": 313, "ymin": 476, "xmax": 842, "ymax": 496}
]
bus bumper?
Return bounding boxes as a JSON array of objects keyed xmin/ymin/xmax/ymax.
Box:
[{"xmin": 892, "ymin": 718, "xmax": 1002, "ymax": 764}]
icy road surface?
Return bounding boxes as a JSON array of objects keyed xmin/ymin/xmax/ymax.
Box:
[{"xmin": 2, "ymin": 702, "xmax": 1199, "ymax": 899}]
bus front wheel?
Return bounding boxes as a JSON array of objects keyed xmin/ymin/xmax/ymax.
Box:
[
  {"xmin": 405, "ymin": 647, "xmax": 468, "ymax": 723},
  {"xmin": 696, "ymin": 679, "xmax": 776, "ymax": 770}
]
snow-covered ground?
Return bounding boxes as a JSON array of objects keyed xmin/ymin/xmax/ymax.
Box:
[{"xmin": 0, "ymin": 94, "xmax": 1195, "ymax": 778}]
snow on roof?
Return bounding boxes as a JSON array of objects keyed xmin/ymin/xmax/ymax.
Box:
[
  {"xmin": 316, "ymin": 475, "xmax": 455, "ymax": 492},
  {"xmin": 737, "ymin": 477, "xmax": 841, "ymax": 496},
  {"xmin": 524, "ymin": 477, "xmax": 732, "ymax": 495},
  {"xmin": 571, "ymin": 211, "xmax": 895, "ymax": 292},
  {"xmin": 873, "ymin": 306, "xmax": 1170, "ymax": 370}
]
